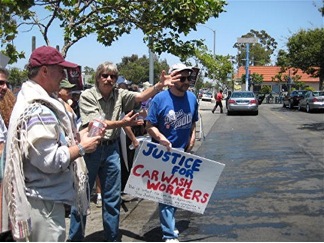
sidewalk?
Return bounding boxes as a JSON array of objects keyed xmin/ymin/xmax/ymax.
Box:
[{"xmin": 65, "ymin": 100, "xmax": 221, "ymax": 241}]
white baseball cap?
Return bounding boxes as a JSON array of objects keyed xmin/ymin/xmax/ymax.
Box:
[{"xmin": 168, "ymin": 63, "xmax": 193, "ymax": 74}]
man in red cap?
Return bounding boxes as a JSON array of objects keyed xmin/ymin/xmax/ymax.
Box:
[{"xmin": 2, "ymin": 46, "xmax": 105, "ymax": 241}]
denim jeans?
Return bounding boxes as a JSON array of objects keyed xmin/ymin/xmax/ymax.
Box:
[
  {"xmin": 68, "ymin": 141, "xmax": 121, "ymax": 241},
  {"xmin": 159, "ymin": 203, "xmax": 178, "ymax": 240}
]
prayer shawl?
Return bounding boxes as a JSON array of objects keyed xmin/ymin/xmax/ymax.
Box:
[{"xmin": 2, "ymin": 80, "xmax": 89, "ymax": 240}]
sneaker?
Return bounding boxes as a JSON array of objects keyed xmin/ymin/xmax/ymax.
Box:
[
  {"xmin": 165, "ymin": 239, "xmax": 179, "ymax": 242},
  {"xmin": 96, "ymin": 199, "xmax": 102, "ymax": 208},
  {"xmin": 174, "ymin": 229, "xmax": 179, "ymax": 235},
  {"xmin": 211, "ymin": 110, "xmax": 214, "ymax": 113}
]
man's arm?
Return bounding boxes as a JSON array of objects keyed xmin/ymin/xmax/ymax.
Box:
[
  {"xmin": 146, "ymin": 121, "xmax": 172, "ymax": 151},
  {"xmin": 185, "ymin": 123, "xmax": 196, "ymax": 152}
]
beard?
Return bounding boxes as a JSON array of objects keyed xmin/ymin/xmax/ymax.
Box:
[{"xmin": 174, "ymin": 82, "xmax": 189, "ymax": 93}]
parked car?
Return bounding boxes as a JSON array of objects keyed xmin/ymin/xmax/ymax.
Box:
[
  {"xmin": 282, "ymin": 90, "xmax": 308, "ymax": 109},
  {"xmin": 298, "ymin": 90, "xmax": 324, "ymax": 113},
  {"xmin": 227, "ymin": 91, "xmax": 258, "ymax": 115},
  {"xmin": 201, "ymin": 91, "xmax": 213, "ymax": 102}
]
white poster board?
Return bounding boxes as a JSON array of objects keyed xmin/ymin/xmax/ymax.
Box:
[{"xmin": 124, "ymin": 141, "xmax": 225, "ymax": 214}]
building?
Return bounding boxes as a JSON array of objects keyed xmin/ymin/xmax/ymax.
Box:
[{"xmin": 235, "ymin": 66, "xmax": 320, "ymax": 93}]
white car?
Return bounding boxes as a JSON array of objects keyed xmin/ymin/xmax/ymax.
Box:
[{"xmin": 201, "ymin": 92, "xmax": 213, "ymax": 102}]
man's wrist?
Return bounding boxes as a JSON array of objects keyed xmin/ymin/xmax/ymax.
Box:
[
  {"xmin": 77, "ymin": 143, "xmax": 86, "ymax": 156},
  {"xmin": 154, "ymin": 83, "xmax": 162, "ymax": 92}
]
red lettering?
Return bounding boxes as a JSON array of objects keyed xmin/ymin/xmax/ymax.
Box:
[
  {"xmin": 151, "ymin": 170, "xmax": 159, "ymax": 181},
  {"xmin": 173, "ymin": 187, "xmax": 184, "ymax": 197},
  {"xmin": 161, "ymin": 171, "xmax": 174, "ymax": 183},
  {"xmin": 192, "ymin": 190, "xmax": 202, "ymax": 202},
  {"xmin": 147, "ymin": 180, "xmax": 160, "ymax": 190},
  {"xmin": 133, "ymin": 164, "xmax": 144, "ymax": 176},
  {"xmin": 201, "ymin": 193, "xmax": 209, "ymax": 203},
  {"xmin": 142, "ymin": 170, "xmax": 151, "ymax": 179},
  {"xmin": 184, "ymin": 188, "xmax": 193, "ymax": 199},
  {"xmin": 166, "ymin": 184, "xmax": 174, "ymax": 194}
]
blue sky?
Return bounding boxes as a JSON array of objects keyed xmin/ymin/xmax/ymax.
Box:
[{"xmin": 9, "ymin": 0, "xmax": 323, "ymax": 70}]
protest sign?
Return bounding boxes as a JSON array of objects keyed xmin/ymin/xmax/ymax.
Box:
[{"xmin": 124, "ymin": 141, "xmax": 225, "ymax": 214}]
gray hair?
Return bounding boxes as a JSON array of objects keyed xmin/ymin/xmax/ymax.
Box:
[
  {"xmin": 95, "ymin": 62, "xmax": 118, "ymax": 87},
  {"xmin": 26, "ymin": 64, "xmax": 41, "ymax": 79}
]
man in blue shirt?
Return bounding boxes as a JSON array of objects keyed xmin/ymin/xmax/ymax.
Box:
[{"xmin": 146, "ymin": 63, "xmax": 199, "ymax": 242}]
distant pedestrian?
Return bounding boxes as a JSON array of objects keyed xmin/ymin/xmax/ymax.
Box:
[
  {"xmin": 2, "ymin": 46, "xmax": 104, "ymax": 241},
  {"xmin": 212, "ymin": 89, "xmax": 223, "ymax": 113},
  {"xmin": 146, "ymin": 63, "xmax": 199, "ymax": 242}
]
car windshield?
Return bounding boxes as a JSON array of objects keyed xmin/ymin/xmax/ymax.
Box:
[
  {"xmin": 313, "ymin": 91, "xmax": 324, "ymax": 96},
  {"xmin": 231, "ymin": 92, "xmax": 254, "ymax": 98}
]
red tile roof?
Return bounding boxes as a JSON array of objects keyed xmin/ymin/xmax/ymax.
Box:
[{"xmin": 236, "ymin": 66, "xmax": 319, "ymax": 83}]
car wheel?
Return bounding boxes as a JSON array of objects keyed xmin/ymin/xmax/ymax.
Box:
[
  {"xmin": 254, "ymin": 110, "xmax": 258, "ymax": 116},
  {"xmin": 227, "ymin": 111, "xmax": 232, "ymax": 116},
  {"xmin": 306, "ymin": 104, "xmax": 311, "ymax": 113},
  {"xmin": 288, "ymin": 101, "xmax": 293, "ymax": 109}
]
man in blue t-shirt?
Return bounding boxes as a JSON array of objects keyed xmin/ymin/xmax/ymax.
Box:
[{"xmin": 146, "ymin": 63, "xmax": 199, "ymax": 242}]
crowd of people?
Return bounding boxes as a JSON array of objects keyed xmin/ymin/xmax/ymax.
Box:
[{"xmin": 0, "ymin": 45, "xmax": 199, "ymax": 242}]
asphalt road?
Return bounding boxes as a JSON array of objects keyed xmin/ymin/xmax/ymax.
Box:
[
  {"xmin": 66, "ymin": 101, "xmax": 324, "ymax": 242},
  {"xmin": 136, "ymin": 102, "xmax": 324, "ymax": 242}
]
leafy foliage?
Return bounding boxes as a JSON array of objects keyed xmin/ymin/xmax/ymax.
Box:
[
  {"xmin": 233, "ymin": 29, "xmax": 277, "ymax": 67},
  {"xmin": 1, "ymin": 0, "xmax": 226, "ymax": 63},
  {"xmin": 276, "ymin": 28, "xmax": 324, "ymax": 90},
  {"xmin": 117, "ymin": 54, "xmax": 169, "ymax": 84},
  {"xmin": 194, "ymin": 46, "xmax": 233, "ymax": 88}
]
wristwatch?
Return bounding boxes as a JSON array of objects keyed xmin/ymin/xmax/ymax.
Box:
[{"xmin": 77, "ymin": 143, "xmax": 86, "ymax": 156}]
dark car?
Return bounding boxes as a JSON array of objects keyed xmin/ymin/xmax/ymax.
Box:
[{"xmin": 282, "ymin": 90, "xmax": 308, "ymax": 109}]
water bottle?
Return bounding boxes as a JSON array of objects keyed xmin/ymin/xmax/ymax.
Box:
[{"xmin": 88, "ymin": 114, "xmax": 105, "ymax": 137}]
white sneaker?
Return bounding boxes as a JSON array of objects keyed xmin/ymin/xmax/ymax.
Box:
[
  {"xmin": 165, "ymin": 239, "xmax": 179, "ymax": 242},
  {"xmin": 174, "ymin": 229, "xmax": 179, "ymax": 235},
  {"xmin": 96, "ymin": 199, "xmax": 102, "ymax": 208}
]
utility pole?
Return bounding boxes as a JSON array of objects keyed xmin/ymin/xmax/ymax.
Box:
[
  {"xmin": 237, "ymin": 37, "xmax": 258, "ymax": 91},
  {"xmin": 201, "ymin": 25, "xmax": 216, "ymax": 57},
  {"xmin": 148, "ymin": 36, "xmax": 154, "ymax": 85}
]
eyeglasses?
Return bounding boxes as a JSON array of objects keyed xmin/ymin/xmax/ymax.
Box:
[
  {"xmin": 101, "ymin": 73, "xmax": 117, "ymax": 79},
  {"xmin": 0, "ymin": 80, "xmax": 8, "ymax": 86},
  {"xmin": 179, "ymin": 76, "xmax": 192, "ymax": 83}
]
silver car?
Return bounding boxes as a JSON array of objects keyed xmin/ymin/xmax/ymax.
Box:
[
  {"xmin": 298, "ymin": 90, "xmax": 324, "ymax": 113},
  {"xmin": 227, "ymin": 91, "xmax": 258, "ymax": 115},
  {"xmin": 201, "ymin": 91, "xmax": 213, "ymax": 102}
]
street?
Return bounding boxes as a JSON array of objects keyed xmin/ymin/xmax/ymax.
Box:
[
  {"xmin": 69, "ymin": 101, "xmax": 324, "ymax": 242},
  {"xmin": 125, "ymin": 102, "xmax": 324, "ymax": 242}
]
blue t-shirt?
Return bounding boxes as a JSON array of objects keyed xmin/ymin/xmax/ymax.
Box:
[{"xmin": 146, "ymin": 89, "xmax": 199, "ymax": 149}]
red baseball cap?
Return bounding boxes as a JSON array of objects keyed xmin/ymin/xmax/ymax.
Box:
[{"xmin": 28, "ymin": 46, "xmax": 78, "ymax": 68}]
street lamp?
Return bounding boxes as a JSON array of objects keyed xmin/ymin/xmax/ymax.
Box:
[
  {"xmin": 237, "ymin": 37, "xmax": 258, "ymax": 91},
  {"xmin": 201, "ymin": 25, "xmax": 216, "ymax": 56}
]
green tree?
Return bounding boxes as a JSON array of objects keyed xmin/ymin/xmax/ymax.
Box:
[
  {"xmin": 276, "ymin": 27, "xmax": 324, "ymax": 90},
  {"xmin": 1, "ymin": 0, "xmax": 226, "ymax": 63},
  {"xmin": 117, "ymin": 54, "xmax": 169, "ymax": 84},
  {"xmin": 0, "ymin": 0, "xmax": 34, "ymax": 63},
  {"xmin": 8, "ymin": 67, "xmax": 28, "ymax": 87},
  {"xmin": 194, "ymin": 46, "xmax": 233, "ymax": 88},
  {"xmin": 234, "ymin": 29, "xmax": 278, "ymax": 67}
]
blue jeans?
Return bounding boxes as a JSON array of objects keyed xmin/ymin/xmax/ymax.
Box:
[
  {"xmin": 159, "ymin": 203, "xmax": 178, "ymax": 240},
  {"xmin": 68, "ymin": 141, "xmax": 121, "ymax": 241}
]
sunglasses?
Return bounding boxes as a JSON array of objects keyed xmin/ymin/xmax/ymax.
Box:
[
  {"xmin": 0, "ymin": 80, "xmax": 8, "ymax": 86},
  {"xmin": 179, "ymin": 76, "xmax": 192, "ymax": 83},
  {"xmin": 101, "ymin": 73, "xmax": 117, "ymax": 79}
]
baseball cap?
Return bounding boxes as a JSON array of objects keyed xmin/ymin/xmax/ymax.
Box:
[
  {"xmin": 60, "ymin": 79, "xmax": 76, "ymax": 89},
  {"xmin": 168, "ymin": 63, "xmax": 193, "ymax": 74},
  {"xmin": 28, "ymin": 46, "xmax": 78, "ymax": 68},
  {"xmin": 142, "ymin": 81, "xmax": 152, "ymax": 89}
]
